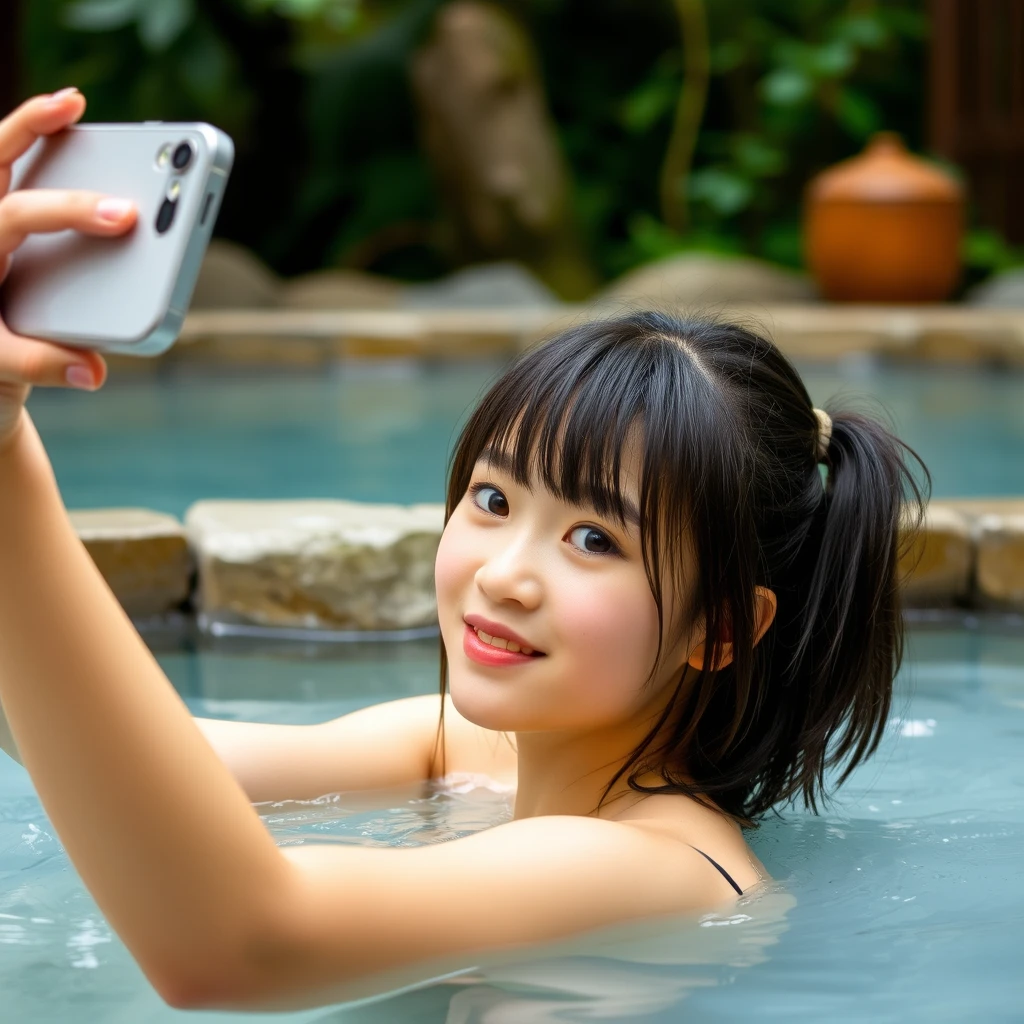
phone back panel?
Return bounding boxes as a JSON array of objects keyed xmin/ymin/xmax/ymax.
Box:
[{"xmin": 0, "ymin": 123, "xmax": 233, "ymax": 354}]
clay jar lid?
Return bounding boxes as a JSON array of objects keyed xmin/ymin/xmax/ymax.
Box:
[{"xmin": 808, "ymin": 132, "xmax": 963, "ymax": 205}]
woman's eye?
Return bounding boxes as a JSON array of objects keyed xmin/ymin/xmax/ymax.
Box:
[
  {"xmin": 471, "ymin": 485, "xmax": 509, "ymax": 517},
  {"xmin": 568, "ymin": 525, "xmax": 615, "ymax": 554}
]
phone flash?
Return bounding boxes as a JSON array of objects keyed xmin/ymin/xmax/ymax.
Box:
[
  {"xmin": 156, "ymin": 144, "xmax": 172, "ymax": 168},
  {"xmin": 167, "ymin": 180, "xmax": 181, "ymax": 200}
]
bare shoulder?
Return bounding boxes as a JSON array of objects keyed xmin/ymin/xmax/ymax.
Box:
[{"xmin": 612, "ymin": 792, "xmax": 768, "ymax": 895}]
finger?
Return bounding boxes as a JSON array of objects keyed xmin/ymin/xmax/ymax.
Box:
[
  {"xmin": 0, "ymin": 324, "xmax": 108, "ymax": 391},
  {"xmin": 0, "ymin": 89, "xmax": 87, "ymax": 169},
  {"xmin": 0, "ymin": 189, "xmax": 136, "ymax": 257}
]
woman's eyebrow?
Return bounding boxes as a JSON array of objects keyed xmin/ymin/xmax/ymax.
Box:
[
  {"xmin": 476, "ymin": 447, "xmax": 641, "ymax": 531},
  {"xmin": 478, "ymin": 446, "xmax": 518, "ymax": 480}
]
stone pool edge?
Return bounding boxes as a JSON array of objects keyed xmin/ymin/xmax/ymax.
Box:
[
  {"xmin": 97, "ymin": 306, "xmax": 1024, "ymax": 371},
  {"xmin": 67, "ymin": 497, "xmax": 1024, "ymax": 635}
]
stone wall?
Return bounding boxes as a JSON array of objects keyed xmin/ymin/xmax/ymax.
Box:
[{"xmin": 71, "ymin": 498, "xmax": 1024, "ymax": 634}]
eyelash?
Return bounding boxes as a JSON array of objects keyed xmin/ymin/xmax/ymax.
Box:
[{"xmin": 467, "ymin": 481, "xmax": 622, "ymax": 557}]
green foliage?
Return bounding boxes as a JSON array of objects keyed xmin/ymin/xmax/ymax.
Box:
[
  {"xmin": 520, "ymin": 0, "xmax": 931, "ymax": 275},
  {"xmin": 22, "ymin": 0, "xmax": 1016, "ymax": 287},
  {"xmin": 962, "ymin": 229, "xmax": 1024, "ymax": 288},
  {"xmin": 23, "ymin": 0, "xmax": 441, "ymax": 276}
]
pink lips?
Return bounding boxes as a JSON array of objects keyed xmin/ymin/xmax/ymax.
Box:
[
  {"xmin": 464, "ymin": 615, "xmax": 541, "ymax": 654},
  {"xmin": 462, "ymin": 619, "xmax": 545, "ymax": 667}
]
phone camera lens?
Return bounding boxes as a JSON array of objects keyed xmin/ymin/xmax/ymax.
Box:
[
  {"xmin": 155, "ymin": 197, "xmax": 177, "ymax": 234},
  {"xmin": 171, "ymin": 142, "xmax": 194, "ymax": 171}
]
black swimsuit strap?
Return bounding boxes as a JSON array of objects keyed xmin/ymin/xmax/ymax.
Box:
[{"xmin": 690, "ymin": 846, "xmax": 743, "ymax": 896}]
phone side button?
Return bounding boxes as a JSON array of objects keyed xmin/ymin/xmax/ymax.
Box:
[{"xmin": 200, "ymin": 192, "xmax": 216, "ymax": 226}]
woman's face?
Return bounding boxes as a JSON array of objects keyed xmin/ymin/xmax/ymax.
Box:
[{"xmin": 434, "ymin": 446, "xmax": 694, "ymax": 737}]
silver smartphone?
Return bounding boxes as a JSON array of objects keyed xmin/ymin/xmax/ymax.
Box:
[{"xmin": 0, "ymin": 122, "xmax": 234, "ymax": 356}]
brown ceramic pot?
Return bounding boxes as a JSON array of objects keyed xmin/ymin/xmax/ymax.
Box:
[{"xmin": 804, "ymin": 132, "xmax": 964, "ymax": 303}]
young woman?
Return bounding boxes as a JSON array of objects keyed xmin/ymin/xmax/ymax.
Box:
[{"xmin": 0, "ymin": 91, "xmax": 926, "ymax": 1012}]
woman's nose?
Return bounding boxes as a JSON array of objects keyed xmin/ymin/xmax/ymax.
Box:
[{"xmin": 474, "ymin": 536, "xmax": 543, "ymax": 610}]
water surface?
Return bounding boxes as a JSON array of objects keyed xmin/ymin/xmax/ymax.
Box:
[{"xmin": 1, "ymin": 624, "xmax": 1021, "ymax": 1021}]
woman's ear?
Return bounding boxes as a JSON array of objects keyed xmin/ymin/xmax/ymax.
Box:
[{"xmin": 686, "ymin": 587, "xmax": 778, "ymax": 672}]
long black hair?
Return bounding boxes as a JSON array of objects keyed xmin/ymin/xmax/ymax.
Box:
[{"xmin": 435, "ymin": 312, "xmax": 929, "ymax": 824}]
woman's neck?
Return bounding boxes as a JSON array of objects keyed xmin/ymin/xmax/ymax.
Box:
[{"xmin": 511, "ymin": 723, "xmax": 666, "ymax": 820}]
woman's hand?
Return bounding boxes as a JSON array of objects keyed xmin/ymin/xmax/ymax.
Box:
[{"xmin": 0, "ymin": 88, "xmax": 137, "ymax": 454}]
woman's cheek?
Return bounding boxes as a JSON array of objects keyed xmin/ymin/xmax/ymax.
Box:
[
  {"xmin": 434, "ymin": 513, "xmax": 474, "ymax": 628},
  {"xmin": 555, "ymin": 574, "xmax": 660, "ymax": 713}
]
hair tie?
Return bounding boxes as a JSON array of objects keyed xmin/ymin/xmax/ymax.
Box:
[{"xmin": 813, "ymin": 408, "xmax": 832, "ymax": 461}]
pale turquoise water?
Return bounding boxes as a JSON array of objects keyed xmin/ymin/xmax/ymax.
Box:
[
  {"xmin": 1, "ymin": 624, "xmax": 1022, "ymax": 1021},
  {"xmin": 24, "ymin": 357, "xmax": 1024, "ymax": 516}
]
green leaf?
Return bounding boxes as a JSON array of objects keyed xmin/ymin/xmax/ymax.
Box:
[
  {"xmin": 137, "ymin": 0, "xmax": 194, "ymax": 51},
  {"xmin": 962, "ymin": 229, "xmax": 1024, "ymax": 273},
  {"xmin": 63, "ymin": 0, "xmax": 139, "ymax": 32},
  {"xmin": 710, "ymin": 39, "xmax": 746, "ymax": 74},
  {"xmin": 732, "ymin": 134, "xmax": 786, "ymax": 178},
  {"xmin": 620, "ymin": 77, "xmax": 677, "ymax": 134},
  {"xmin": 626, "ymin": 214, "xmax": 689, "ymax": 263},
  {"xmin": 619, "ymin": 54, "xmax": 679, "ymax": 134},
  {"xmin": 689, "ymin": 168, "xmax": 754, "ymax": 216},
  {"xmin": 879, "ymin": 9, "xmax": 929, "ymax": 40},
  {"xmin": 835, "ymin": 13, "xmax": 888, "ymax": 50},
  {"xmin": 760, "ymin": 220, "xmax": 803, "ymax": 269},
  {"xmin": 325, "ymin": 0, "xmax": 362, "ymax": 32},
  {"xmin": 811, "ymin": 40, "xmax": 855, "ymax": 78},
  {"xmin": 836, "ymin": 87, "xmax": 881, "ymax": 140},
  {"xmin": 761, "ymin": 68, "xmax": 812, "ymax": 107},
  {"xmin": 269, "ymin": 0, "xmax": 325, "ymax": 18}
]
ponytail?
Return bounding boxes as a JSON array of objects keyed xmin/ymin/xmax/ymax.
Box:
[{"xmin": 783, "ymin": 411, "xmax": 930, "ymax": 811}]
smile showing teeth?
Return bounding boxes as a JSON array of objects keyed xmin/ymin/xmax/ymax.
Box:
[{"xmin": 474, "ymin": 628, "xmax": 534, "ymax": 656}]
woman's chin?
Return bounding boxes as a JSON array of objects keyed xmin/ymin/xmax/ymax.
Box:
[{"xmin": 446, "ymin": 671, "xmax": 546, "ymax": 733}]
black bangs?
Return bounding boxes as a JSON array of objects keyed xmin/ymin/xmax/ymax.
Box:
[
  {"xmin": 449, "ymin": 326, "xmax": 646, "ymax": 529},
  {"xmin": 446, "ymin": 314, "xmax": 728, "ymax": 538},
  {"xmin": 444, "ymin": 313, "xmax": 741, "ymax": 684}
]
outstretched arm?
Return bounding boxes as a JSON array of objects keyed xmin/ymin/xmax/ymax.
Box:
[
  {"xmin": 0, "ymin": 412, "xmax": 297, "ymax": 1001},
  {"xmin": 0, "ymin": 90, "xmax": 299, "ymax": 1001}
]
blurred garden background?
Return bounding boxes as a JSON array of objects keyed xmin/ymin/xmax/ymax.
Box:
[{"xmin": 3, "ymin": 0, "xmax": 1023, "ymax": 301}]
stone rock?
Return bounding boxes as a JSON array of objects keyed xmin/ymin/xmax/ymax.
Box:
[
  {"xmin": 974, "ymin": 513, "xmax": 1024, "ymax": 610},
  {"xmin": 597, "ymin": 253, "xmax": 818, "ymax": 309},
  {"xmin": 410, "ymin": 1, "xmax": 598, "ymax": 298},
  {"xmin": 280, "ymin": 269, "xmax": 403, "ymax": 310},
  {"xmin": 69, "ymin": 509, "xmax": 193, "ymax": 618},
  {"xmin": 191, "ymin": 240, "xmax": 283, "ymax": 309},
  {"xmin": 401, "ymin": 262, "xmax": 562, "ymax": 309},
  {"xmin": 924, "ymin": 499, "xmax": 1024, "ymax": 609},
  {"xmin": 965, "ymin": 268, "xmax": 1024, "ymax": 307},
  {"xmin": 185, "ymin": 500, "xmax": 445, "ymax": 632},
  {"xmin": 937, "ymin": 498, "xmax": 1024, "ymax": 520},
  {"xmin": 898, "ymin": 504, "xmax": 972, "ymax": 606}
]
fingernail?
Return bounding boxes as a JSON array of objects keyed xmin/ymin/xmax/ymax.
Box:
[
  {"xmin": 65, "ymin": 365, "xmax": 96, "ymax": 390},
  {"xmin": 46, "ymin": 87, "xmax": 81, "ymax": 107},
  {"xmin": 96, "ymin": 198, "xmax": 134, "ymax": 222}
]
